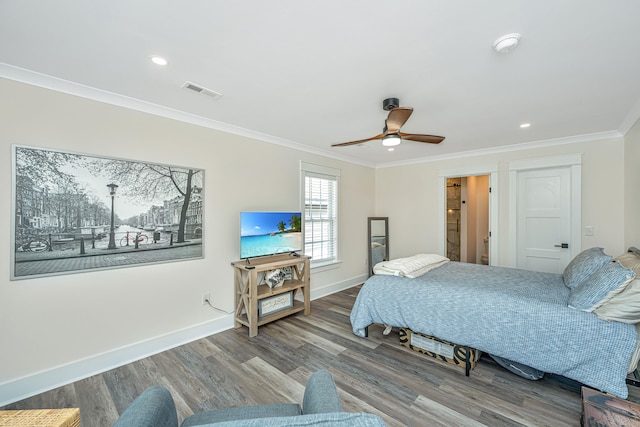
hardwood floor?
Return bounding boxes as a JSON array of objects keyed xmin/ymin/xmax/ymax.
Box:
[{"xmin": 3, "ymin": 285, "xmax": 640, "ymax": 426}]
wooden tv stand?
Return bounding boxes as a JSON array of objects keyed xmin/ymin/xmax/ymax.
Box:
[{"xmin": 231, "ymin": 254, "xmax": 311, "ymax": 337}]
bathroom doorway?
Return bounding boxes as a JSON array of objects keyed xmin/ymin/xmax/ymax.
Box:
[{"xmin": 446, "ymin": 175, "xmax": 490, "ymax": 264}]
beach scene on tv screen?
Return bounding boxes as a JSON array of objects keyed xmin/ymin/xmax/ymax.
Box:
[{"xmin": 240, "ymin": 212, "xmax": 302, "ymax": 258}]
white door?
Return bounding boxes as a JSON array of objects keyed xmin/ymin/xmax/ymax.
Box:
[{"xmin": 516, "ymin": 167, "xmax": 572, "ymax": 273}]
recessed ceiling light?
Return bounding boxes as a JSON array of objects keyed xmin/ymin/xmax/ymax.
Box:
[
  {"xmin": 520, "ymin": 123, "xmax": 531, "ymax": 128},
  {"xmin": 151, "ymin": 56, "xmax": 168, "ymax": 66},
  {"xmin": 387, "ymin": 148, "xmax": 395, "ymax": 152},
  {"xmin": 493, "ymin": 33, "xmax": 521, "ymax": 54}
]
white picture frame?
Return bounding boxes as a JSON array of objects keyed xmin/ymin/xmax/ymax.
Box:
[{"xmin": 258, "ymin": 291, "xmax": 293, "ymax": 316}]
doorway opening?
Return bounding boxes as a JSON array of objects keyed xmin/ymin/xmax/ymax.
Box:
[{"xmin": 446, "ymin": 175, "xmax": 490, "ymax": 264}]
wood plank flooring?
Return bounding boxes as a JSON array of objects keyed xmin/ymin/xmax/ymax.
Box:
[{"xmin": 3, "ymin": 285, "xmax": 640, "ymax": 426}]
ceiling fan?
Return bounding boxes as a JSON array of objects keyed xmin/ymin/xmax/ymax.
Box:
[{"xmin": 331, "ymin": 98, "xmax": 445, "ymax": 148}]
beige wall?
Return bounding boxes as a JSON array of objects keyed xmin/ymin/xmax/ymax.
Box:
[
  {"xmin": 0, "ymin": 78, "xmax": 374, "ymax": 402},
  {"xmin": 1, "ymin": 75, "xmax": 637, "ymax": 405},
  {"xmin": 464, "ymin": 175, "xmax": 489, "ymax": 264},
  {"xmin": 625, "ymin": 117, "xmax": 640, "ymax": 248},
  {"xmin": 376, "ymin": 138, "xmax": 627, "ymax": 265}
]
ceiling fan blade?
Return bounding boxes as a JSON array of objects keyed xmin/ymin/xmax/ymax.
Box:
[
  {"xmin": 399, "ymin": 133, "xmax": 445, "ymax": 144},
  {"xmin": 385, "ymin": 107, "xmax": 413, "ymax": 133},
  {"xmin": 331, "ymin": 133, "xmax": 384, "ymax": 147}
]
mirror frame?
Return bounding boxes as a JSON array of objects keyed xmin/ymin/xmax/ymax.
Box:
[{"xmin": 368, "ymin": 217, "xmax": 389, "ymax": 277}]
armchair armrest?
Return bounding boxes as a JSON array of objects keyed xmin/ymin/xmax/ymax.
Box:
[
  {"xmin": 113, "ymin": 386, "xmax": 178, "ymax": 427},
  {"xmin": 302, "ymin": 370, "xmax": 343, "ymax": 414}
]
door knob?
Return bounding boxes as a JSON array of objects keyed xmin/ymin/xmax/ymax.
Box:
[{"xmin": 554, "ymin": 243, "xmax": 569, "ymax": 249}]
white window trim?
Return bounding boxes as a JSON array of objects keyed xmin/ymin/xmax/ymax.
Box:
[{"xmin": 300, "ymin": 161, "xmax": 341, "ymax": 267}]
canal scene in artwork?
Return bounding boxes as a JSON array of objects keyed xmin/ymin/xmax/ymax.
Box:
[{"xmin": 12, "ymin": 145, "xmax": 204, "ymax": 279}]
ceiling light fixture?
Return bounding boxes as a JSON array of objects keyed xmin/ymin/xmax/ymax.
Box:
[
  {"xmin": 493, "ymin": 33, "xmax": 521, "ymax": 54},
  {"xmin": 382, "ymin": 134, "xmax": 401, "ymax": 147},
  {"xmin": 520, "ymin": 123, "xmax": 531, "ymax": 128},
  {"xmin": 151, "ymin": 56, "xmax": 168, "ymax": 66}
]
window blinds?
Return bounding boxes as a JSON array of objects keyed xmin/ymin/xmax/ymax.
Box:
[{"xmin": 304, "ymin": 172, "xmax": 338, "ymax": 264}]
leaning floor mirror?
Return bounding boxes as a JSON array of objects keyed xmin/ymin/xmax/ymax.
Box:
[{"xmin": 368, "ymin": 217, "xmax": 389, "ymax": 276}]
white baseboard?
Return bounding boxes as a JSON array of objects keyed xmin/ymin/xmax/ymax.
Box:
[
  {"xmin": 310, "ymin": 274, "xmax": 367, "ymax": 300},
  {"xmin": 0, "ymin": 315, "xmax": 235, "ymax": 407},
  {"xmin": 0, "ymin": 277, "xmax": 365, "ymax": 407}
]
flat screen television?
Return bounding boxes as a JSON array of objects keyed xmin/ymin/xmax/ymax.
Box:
[{"xmin": 240, "ymin": 211, "xmax": 303, "ymax": 259}]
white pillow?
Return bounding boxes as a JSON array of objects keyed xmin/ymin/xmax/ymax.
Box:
[
  {"xmin": 594, "ymin": 251, "xmax": 640, "ymax": 323},
  {"xmin": 614, "ymin": 251, "xmax": 640, "ymax": 274},
  {"xmin": 594, "ymin": 278, "xmax": 640, "ymax": 323}
]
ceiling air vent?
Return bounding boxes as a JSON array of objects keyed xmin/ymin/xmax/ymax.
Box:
[{"xmin": 181, "ymin": 81, "xmax": 223, "ymax": 100}]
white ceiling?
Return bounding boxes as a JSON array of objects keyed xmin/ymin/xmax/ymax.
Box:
[{"xmin": 2, "ymin": 1, "xmax": 640, "ymax": 167}]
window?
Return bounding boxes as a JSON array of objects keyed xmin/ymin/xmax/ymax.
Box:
[{"xmin": 301, "ymin": 162, "xmax": 340, "ymax": 266}]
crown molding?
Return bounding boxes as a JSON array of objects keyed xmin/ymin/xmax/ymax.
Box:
[
  {"xmin": 375, "ymin": 130, "xmax": 623, "ymax": 169},
  {"xmin": 0, "ymin": 63, "xmax": 375, "ymax": 168},
  {"xmin": 1, "ymin": 63, "xmax": 626, "ymax": 171},
  {"xmin": 618, "ymin": 98, "xmax": 640, "ymax": 135}
]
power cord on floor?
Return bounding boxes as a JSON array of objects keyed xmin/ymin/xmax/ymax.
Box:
[{"xmin": 204, "ymin": 298, "xmax": 233, "ymax": 314}]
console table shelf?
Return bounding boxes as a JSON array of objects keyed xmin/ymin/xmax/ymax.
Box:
[{"xmin": 232, "ymin": 254, "xmax": 310, "ymax": 337}]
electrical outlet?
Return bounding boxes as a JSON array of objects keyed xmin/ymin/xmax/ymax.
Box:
[{"xmin": 202, "ymin": 292, "xmax": 210, "ymax": 305}]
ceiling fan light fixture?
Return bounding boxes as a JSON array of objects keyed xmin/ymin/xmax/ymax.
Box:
[{"xmin": 382, "ymin": 134, "xmax": 401, "ymax": 147}]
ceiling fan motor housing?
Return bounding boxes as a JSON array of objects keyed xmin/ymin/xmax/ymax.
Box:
[{"xmin": 383, "ymin": 97, "xmax": 400, "ymax": 111}]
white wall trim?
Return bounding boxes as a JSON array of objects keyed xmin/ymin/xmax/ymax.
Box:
[
  {"xmin": 507, "ymin": 155, "xmax": 583, "ymax": 267},
  {"xmin": 0, "ymin": 275, "xmax": 363, "ymax": 407},
  {"xmin": 377, "ymin": 132, "xmax": 618, "ymax": 169},
  {"xmin": 0, "ymin": 62, "xmax": 374, "ymax": 168},
  {"xmin": 619, "ymin": 98, "xmax": 640, "ymax": 135},
  {"xmin": 570, "ymin": 165, "xmax": 583, "ymax": 260},
  {"xmin": 0, "ymin": 315, "xmax": 235, "ymax": 407},
  {"xmin": 508, "ymin": 170, "xmax": 518, "ymax": 268},
  {"xmin": 0, "ymin": 63, "xmax": 625, "ymax": 171},
  {"xmin": 310, "ymin": 275, "xmax": 367, "ymax": 301},
  {"xmin": 438, "ymin": 177, "xmax": 446, "ymax": 256},
  {"xmin": 489, "ymin": 172, "xmax": 499, "ymax": 266},
  {"xmin": 438, "ymin": 168, "xmax": 498, "ymax": 265},
  {"xmin": 508, "ymin": 153, "xmax": 583, "ymax": 171},
  {"xmin": 438, "ymin": 163, "xmax": 498, "ymax": 177}
]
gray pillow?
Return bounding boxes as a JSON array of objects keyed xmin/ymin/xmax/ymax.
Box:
[
  {"xmin": 563, "ymin": 247, "xmax": 612, "ymax": 289},
  {"xmin": 568, "ymin": 262, "xmax": 635, "ymax": 312}
]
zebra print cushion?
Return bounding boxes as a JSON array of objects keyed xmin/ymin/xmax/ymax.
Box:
[{"xmin": 399, "ymin": 328, "xmax": 478, "ymax": 372}]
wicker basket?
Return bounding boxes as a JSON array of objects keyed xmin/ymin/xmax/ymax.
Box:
[{"xmin": 0, "ymin": 408, "xmax": 80, "ymax": 427}]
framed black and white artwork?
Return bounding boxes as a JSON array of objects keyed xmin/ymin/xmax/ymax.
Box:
[{"xmin": 11, "ymin": 145, "xmax": 204, "ymax": 279}]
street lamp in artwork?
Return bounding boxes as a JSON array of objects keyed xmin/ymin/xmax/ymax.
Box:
[{"xmin": 107, "ymin": 183, "xmax": 119, "ymax": 249}]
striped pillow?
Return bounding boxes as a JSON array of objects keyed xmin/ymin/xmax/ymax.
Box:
[
  {"xmin": 568, "ymin": 262, "xmax": 636, "ymax": 312},
  {"xmin": 563, "ymin": 247, "xmax": 612, "ymax": 289}
]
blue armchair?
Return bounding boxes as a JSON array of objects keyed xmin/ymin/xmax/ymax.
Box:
[{"xmin": 113, "ymin": 369, "xmax": 386, "ymax": 427}]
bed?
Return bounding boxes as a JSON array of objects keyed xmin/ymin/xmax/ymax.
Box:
[{"xmin": 350, "ymin": 248, "xmax": 640, "ymax": 398}]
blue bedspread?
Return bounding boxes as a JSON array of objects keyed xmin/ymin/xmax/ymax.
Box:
[{"xmin": 350, "ymin": 261, "xmax": 637, "ymax": 398}]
